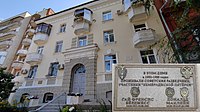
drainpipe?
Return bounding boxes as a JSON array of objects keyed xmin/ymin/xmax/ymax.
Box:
[{"xmin": 159, "ymin": 0, "xmax": 184, "ymax": 63}]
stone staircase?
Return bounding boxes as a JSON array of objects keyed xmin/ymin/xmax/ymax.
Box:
[{"xmin": 30, "ymin": 92, "xmax": 66, "ymax": 112}]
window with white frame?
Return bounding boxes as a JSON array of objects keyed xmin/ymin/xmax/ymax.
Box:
[
  {"xmin": 48, "ymin": 62, "xmax": 59, "ymax": 76},
  {"xmin": 104, "ymin": 30, "xmax": 114, "ymax": 43},
  {"xmin": 59, "ymin": 24, "xmax": 66, "ymax": 33},
  {"xmin": 103, "ymin": 11, "xmax": 112, "ymax": 21},
  {"xmin": 28, "ymin": 65, "xmax": 38, "ymax": 78},
  {"xmin": 55, "ymin": 41, "xmax": 63, "ymax": 53},
  {"xmin": 37, "ymin": 46, "xmax": 44, "ymax": 54},
  {"xmin": 78, "ymin": 36, "xmax": 87, "ymax": 47},
  {"xmin": 134, "ymin": 24, "xmax": 147, "ymax": 32},
  {"xmin": 105, "ymin": 55, "xmax": 117, "ymax": 72},
  {"xmin": 140, "ymin": 50, "xmax": 157, "ymax": 64}
]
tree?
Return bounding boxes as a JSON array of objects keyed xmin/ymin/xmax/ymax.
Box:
[
  {"xmin": 0, "ymin": 68, "xmax": 15, "ymax": 101},
  {"xmin": 154, "ymin": 0, "xmax": 200, "ymax": 63}
]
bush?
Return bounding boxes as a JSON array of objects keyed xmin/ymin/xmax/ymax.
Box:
[{"xmin": 0, "ymin": 101, "xmax": 28, "ymax": 112}]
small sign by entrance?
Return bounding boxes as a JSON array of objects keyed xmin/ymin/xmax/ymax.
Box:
[{"xmin": 112, "ymin": 64, "xmax": 199, "ymax": 112}]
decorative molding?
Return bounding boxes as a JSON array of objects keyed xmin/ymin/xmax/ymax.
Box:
[
  {"xmin": 48, "ymin": 1, "xmax": 121, "ymax": 24},
  {"xmin": 63, "ymin": 44, "xmax": 99, "ymax": 62}
]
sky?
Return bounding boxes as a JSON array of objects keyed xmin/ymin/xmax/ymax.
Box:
[{"xmin": 0, "ymin": 0, "xmax": 93, "ymax": 20}]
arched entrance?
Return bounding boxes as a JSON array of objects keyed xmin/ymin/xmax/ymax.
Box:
[{"xmin": 71, "ymin": 64, "xmax": 86, "ymax": 95}]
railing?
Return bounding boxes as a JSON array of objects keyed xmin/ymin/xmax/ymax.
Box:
[{"xmin": 31, "ymin": 92, "xmax": 66, "ymax": 112}]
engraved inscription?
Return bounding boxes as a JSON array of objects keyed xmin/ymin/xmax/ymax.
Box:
[{"xmin": 114, "ymin": 64, "xmax": 197, "ymax": 111}]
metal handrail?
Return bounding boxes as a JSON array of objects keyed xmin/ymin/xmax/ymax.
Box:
[{"xmin": 30, "ymin": 92, "xmax": 66, "ymax": 112}]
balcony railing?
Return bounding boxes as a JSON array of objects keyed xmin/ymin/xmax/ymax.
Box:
[
  {"xmin": 17, "ymin": 49, "xmax": 28, "ymax": 56},
  {"xmin": 26, "ymin": 28, "xmax": 35, "ymax": 37},
  {"xmin": 133, "ymin": 29, "xmax": 157, "ymax": 48},
  {"xmin": 22, "ymin": 38, "xmax": 32, "ymax": 46},
  {"xmin": 74, "ymin": 21, "xmax": 90, "ymax": 35},
  {"xmin": 26, "ymin": 53, "xmax": 43, "ymax": 65},
  {"xmin": 12, "ymin": 60, "xmax": 24, "ymax": 70},
  {"xmin": 33, "ymin": 33, "xmax": 49, "ymax": 45},
  {"xmin": 0, "ymin": 31, "xmax": 16, "ymax": 40},
  {"xmin": 0, "ymin": 22, "xmax": 21, "ymax": 33},
  {"xmin": 0, "ymin": 40, "xmax": 12, "ymax": 49}
]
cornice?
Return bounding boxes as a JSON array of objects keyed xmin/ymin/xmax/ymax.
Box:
[{"xmin": 43, "ymin": 0, "xmax": 121, "ymax": 24}]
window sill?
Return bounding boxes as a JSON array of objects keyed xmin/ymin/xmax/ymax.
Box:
[
  {"xmin": 56, "ymin": 31, "xmax": 66, "ymax": 35},
  {"xmin": 45, "ymin": 75, "xmax": 57, "ymax": 78},
  {"xmin": 53, "ymin": 52, "xmax": 62, "ymax": 55},
  {"xmin": 104, "ymin": 41, "xmax": 117, "ymax": 46},
  {"xmin": 102, "ymin": 19, "xmax": 114, "ymax": 23}
]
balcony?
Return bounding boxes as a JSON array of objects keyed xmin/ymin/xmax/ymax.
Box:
[
  {"xmin": 73, "ymin": 8, "xmax": 92, "ymax": 35},
  {"xmin": 12, "ymin": 60, "xmax": 24, "ymax": 70},
  {"xmin": 30, "ymin": 14, "xmax": 41, "ymax": 28},
  {"xmin": 26, "ymin": 53, "xmax": 43, "ymax": 65},
  {"xmin": 133, "ymin": 29, "xmax": 157, "ymax": 48},
  {"xmin": 123, "ymin": 0, "xmax": 147, "ymax": 22},
  {"xmin": 0, "ymin": 40, "xmax": 12, "ymax": 49},
  {"xmin": 33, "ymin": 33, "xmax": 49, "ymax": 45},
  {"xmin": 17, "ymin": 49, "xmax": 28, "ymax": 56},
  {"xmin": 0, "ymin": 22, "xmax": 21, "ymax": 33},
  {"xmin": 26, "ymin": 28, "xmax": 35, "ymax": 36},
  {"xmin": 74, "ymin": 21, "xmax": 90, "ymax": 35},
  {"xmin": 22, "ymin": 38, "xmax": 32, "ymax": 46},
  {"xmin": 0, "ymin": 31, "xmax": 16, "ymax": 40},
  {"xmin": 33, "ymin": 23, "xmax": 52, "ymax": 45}
]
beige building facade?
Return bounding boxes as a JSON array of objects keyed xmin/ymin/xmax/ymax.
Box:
[
  {"xmin": 11, "ymin": 0, "xmax": 167, "ymax": 110},
  {"xmin": 0, "ymin": 12, "xmax": 31, "ymax": 71}
]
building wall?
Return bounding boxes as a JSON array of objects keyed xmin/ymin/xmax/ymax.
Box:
[{"xmin": 12, "ymin": 0, "xmax": 167, "ymax": 106}]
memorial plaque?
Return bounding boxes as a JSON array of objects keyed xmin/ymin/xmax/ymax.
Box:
[{"xmin": 113, "ymin": 64, "xmax": 198, "ymax": 111}]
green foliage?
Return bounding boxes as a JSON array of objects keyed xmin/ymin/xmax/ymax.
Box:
[
  {"xmin": 0, "ymin": 101, "xmax": 28, "ymax": 112},
  {"xmin": 61, "ymin": 106, "xmax": 69, "ymax": 112},
  {"xmin": 0, "ymin": 68, "xmax": 15, "ymax": 101},
  {"xmin": 154, "ymin": 0, "xmax": 200, "ymax": 63}
]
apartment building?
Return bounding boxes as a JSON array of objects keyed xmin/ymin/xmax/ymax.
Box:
[
  {"xmin": 0, "ymin": 8, "xmax": 54, "ymax": 74},
  {"xmin": 11, "ymin": 0, "xmax": 167, "ymax": 110},
  {"xmin": 6, "ymin": 8, "xmax": 55, "ymax": 103},
  {"xmin": 0, "ymin": 12, "xmax": 31, "ymax": 71}
]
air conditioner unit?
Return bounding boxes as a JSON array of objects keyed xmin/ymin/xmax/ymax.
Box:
[
  {"xmin": 58, "ymin": 64, "xmax": 64, "ymax": 70},
  {"xmin": 21, "ymin": 69, "xmax": 28, "ymax": 74}
]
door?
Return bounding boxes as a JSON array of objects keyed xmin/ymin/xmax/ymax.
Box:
[{"xmin": 72, "ymin": 65, "xmax": 86, "ymax": 95}]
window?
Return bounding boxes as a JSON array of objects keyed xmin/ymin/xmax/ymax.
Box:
[
  {"xmin": 36, "ymin": 24, "xmax": 51, "ymax": 35},
  {"xmin": 105, "ymin": 55, "xmax": 117, "ymax": 72},
  {"xmin": 55, "ymin": 41, "xmax": 63, "ymax": 53},
  {"xmin": 20, "ymin": 93, "xmax": 29, "ymax": 103},
  {"xmin": 140, "ymin": 50, "xmax": 157, "ymax": 64},
  {"xmin": 104, "ymin": 30, "xmax": 114, "ymax": 43},
  {"xmin": 0, "ymin": 52, "xmax": 7, "ymax": 65},
  {"xmin": 59, "ymin": 24, "xmax": 66, "ymax": 33},
  {"xmin": 134, "ymin": 24, "xmax": 147, "ymax": 32},
  {"xmin": 48, "ymin": 62, "xmax": 59, "ymax": 76},
  {"xmin": 37, "ymin": 46, "xmax": 44, "ymax": 54},
  {"xmin": 43, "ymin": 93, "xmax": 53, "ymax": 103},
  {"xmin": 28, "ymin": 65, "xmax": 38, "ymax": 78},
  {"xmin": 78, "ymin": 36, "xmax": 87, "ymax": 47},
  {"xmin": 103, "ymin": 11, "xmax": 112, "ymax": 21}
]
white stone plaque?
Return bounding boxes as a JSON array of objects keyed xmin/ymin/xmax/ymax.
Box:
[{"xmin": 113, "ymin": 64, "xmax": 198, "ymax": 111}]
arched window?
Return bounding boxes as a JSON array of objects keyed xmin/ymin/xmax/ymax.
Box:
[
  {"xmin": 70, "ymin": 64, "xmax": 86, "ymax": 95},
  {"xmin": 20, "ymin": 93, "xmax": 29, "ymax": 103},
  {"xmin": 43, "ymin": 92, "xmax": 54, "ymax": 103}
]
